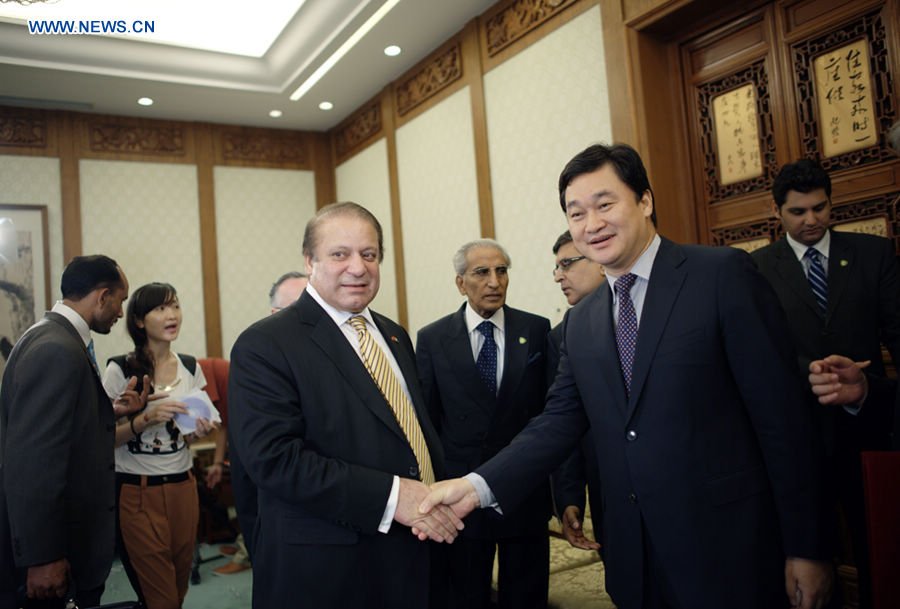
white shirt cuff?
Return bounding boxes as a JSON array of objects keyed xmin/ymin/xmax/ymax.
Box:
[
  {"xmin": 464, "ymin": 472, "xmax": 502, "ymax": 514},
  {"xmin": 378, "ymin": 475, "xmax": 400, "ymax": 533}
]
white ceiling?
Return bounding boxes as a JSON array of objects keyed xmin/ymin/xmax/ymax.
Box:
[{"xmin": 0, "ymin": 0, "xmax": 498, "ymax": 131}]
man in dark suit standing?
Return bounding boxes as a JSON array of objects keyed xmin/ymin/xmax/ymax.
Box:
[
  {"xmin": 228, "ymin": 202, "xmax": 461, "ymax": 609},
  {"xmin": 421, "ymin": 144, "xmax": 832, "ymax": 609},
  {"xmin": 416, "ymin": 238, "xmax": 551, "ymax": 609},
  {"xmin": 547, "ymin": 230, "xmax": 605, "ymax": 555},
  {"xmin": 0, "ymin": 255, "xmax": 143, "ymax": 608},
  {"xmin": 751, "ymin": 159, "xmax": 900, "ymax": 608}
]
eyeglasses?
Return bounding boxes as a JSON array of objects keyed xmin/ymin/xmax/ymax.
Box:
[
  {"xmin": 468, "ymin": 266, "xmax": 508, "ymax": 279},
  {"xmin": 553, "ymin": 256, "xmax": 586, "ymax": 275}
]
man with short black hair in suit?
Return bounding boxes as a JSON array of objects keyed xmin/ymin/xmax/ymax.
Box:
[
  {"xmin": 416, "ymin": 238, "xmax": 551, "ymax": 609},
  {"xmin": 751, "ymin": 158, "xmax": 900, "ymax": 609},
  {"xmin": 228, "ymin": 202, "xmax": 462, "ymax": 609},
  {"xmin": 0, "ymin": 255, "xmax": 146, "ymax": 608},
  {"xmin": 420, "ymin": 144, "xmax": 833, "ymax": 609},
  {"xmin": 548, "ymin": 230, "xmax": 605, "ymax": 554}
]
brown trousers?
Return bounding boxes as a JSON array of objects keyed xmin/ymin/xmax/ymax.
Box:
[{"xmin": 118, "ymin": 474, "xmax": 199, "ymax": 609}]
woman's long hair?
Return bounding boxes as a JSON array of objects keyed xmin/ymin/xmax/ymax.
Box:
[{"xmin": 124, "ymin": 282, "xmax": 178, "ymax": 384}]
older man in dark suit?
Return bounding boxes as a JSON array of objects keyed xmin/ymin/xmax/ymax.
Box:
[
  {"xmin": 751, "ymin": 159, "xmax": 900, "ymax": 608},
  {"xmin": 0, "ymin": 255, "xmax": 145, "ymax": 608},
  {"xmin": 228, "ymin": 202, "xmax": 461, "ymax": 609},
  {"xmin": 421, "ymin": 144, "xmax": 833, "ymax": 609},
  {"xmin": 416, "ymin": 238, "xmax": 551, "ymax": 609}
]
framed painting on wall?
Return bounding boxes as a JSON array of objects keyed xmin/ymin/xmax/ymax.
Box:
[{"xmin": 0, "ymin": 204, "xmax": 50, "ymax": 375}]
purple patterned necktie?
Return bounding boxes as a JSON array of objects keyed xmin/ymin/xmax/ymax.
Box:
[
  {"xmin": 475, "ymin": 320, "xmax": 497, "ymax": 395},
  {"xmin": 615, "ymin": 274, "xmax": 638, "ymax": 396}
]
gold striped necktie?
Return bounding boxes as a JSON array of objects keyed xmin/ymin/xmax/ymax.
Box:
[{"xmin": 348, "ymin": 315, "xmax": 435, "ymax": 485}]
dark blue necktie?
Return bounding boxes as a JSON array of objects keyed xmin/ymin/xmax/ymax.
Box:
[
  {"xmin": 804, "ymin": 247, "xmax": 828, "ymax": 313},
  {"xmin": 475, "ymin": 321, "xmax": 497, "ymax": 395},
  {"xmin": 615, "ymin": 274, "xmax": 638, "ymax": 396}
]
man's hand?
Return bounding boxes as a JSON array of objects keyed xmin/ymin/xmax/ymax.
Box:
[
  {"xmin": 26, "ymin": 558, "xmax": 69, "ymax": 600},
  {"xmin": 560, "ymin": 505, "xmax": 601, "ymax": 551},
  {"xmin": 394, "ymin": 478, "xmax": 464, "ymax": 543},
  {"xmin": 418, "ymin": 478, "xmax": 481, "ymax": 521},
  {"xmin": 112, "ymin": 375, "xmax": 154, "ymax": 418},
  {"xmin": 808, "ymin": 355, "xmax": 870, "ymax": 405},
  {"xmin": 205, "ymin": 463, "xmax": 224, "ymax": 488},
  {"xmin": 785, "ymin": 557, "xmax": 833, "ymax": 609}
]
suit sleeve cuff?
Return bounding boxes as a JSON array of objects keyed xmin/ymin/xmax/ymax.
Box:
[{"xmin": 378, "ymin": 475, "xmax": 400, "ymax": 533}]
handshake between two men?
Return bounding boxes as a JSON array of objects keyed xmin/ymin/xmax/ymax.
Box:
[{"xmin": 398, "ymin": 478, "xmax": 481, "ymax": 543}]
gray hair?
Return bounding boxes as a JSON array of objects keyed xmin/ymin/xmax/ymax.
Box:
[
  {"xmin": 452, "ymin": 238, "xmax": 511, "ymax": 275},
  {"xmin": 888, "ymin": 120, "xmax": 900, "ymax": 155},
  {"xmin": 269, "ymin": 271, "xmax": 307, "ymax": 307}
]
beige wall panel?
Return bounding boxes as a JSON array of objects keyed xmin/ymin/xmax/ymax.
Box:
[
  {"xmin": 335, "ymin": 138, "xmax": 399, "ymax": 321},
  {"xmin": 484, "ymin": 6, "xmax": 611, "ymax": 327},
  {"xmin": 0, "ymin": 155, "xmax": 64, "ymax": 298},
  {"xmin": 396, "ymin": 87, "xmax": 481, "ymax": 338},
  {"xmin": 214, "ymin": 166, "xmax": 316, "ymax": 358},
  {"xmin": 80, "ymin": 159, "xmax": 206, "ymax": 366}
]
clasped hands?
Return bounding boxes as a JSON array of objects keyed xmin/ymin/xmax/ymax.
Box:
[
  {"xmin": 393, "ymin": 478, "xmax": 483, "ymax": 543},
  {"xmin": 117, "ymin": 375, "xmax": 217, "ymax": 440}
]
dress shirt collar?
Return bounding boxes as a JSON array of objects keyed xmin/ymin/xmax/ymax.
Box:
[
  {"xmin": 51, "ymin": 301, "xmax": 92, "ymax": 347},
  {"xmin": 604, "ymin": 233, "xmax": 661, "ymax": 292},
  {"xmin": 464, "ymin": 302, "xmax": 505, "ymax": 335},
  {"xmin": 305, "ymin": 283, "xmax": 377, "ymax": 329},
  {"xmin": 786, "ymin": 229, "xmax": 830, "ymax": 262}
]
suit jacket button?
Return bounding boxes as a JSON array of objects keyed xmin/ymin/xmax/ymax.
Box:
[
  {"xmin": 626, "ymin": 430, "xmax": 638, "ymax": 442},
  {"xmin": 628, "ymin": 493, "xmax": 638, "ymax": 504},
  {"xmin": 408, "ymin": 466, "xmax": 418, "ymax": 477}
]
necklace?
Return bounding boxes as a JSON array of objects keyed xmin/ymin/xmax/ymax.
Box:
[{"xmin": 154, "ymin": 376, "xmax": 182, "ymax": 392}]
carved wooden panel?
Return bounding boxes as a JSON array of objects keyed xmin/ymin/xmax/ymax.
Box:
[
  {"xmin": 219, "ymin": 128, "xmax": 307, "ymax": 166},
  {"xmin": 334, "ymin": 101, "xmax": 382, "ymax": 163},
  {"xmin": 87, "ymin": 120, "xmax": 186, "ymax": 156},
  {"xmin": 711, "ymin": 216, "xmax": 782, "ymax": 246},
  {"xmin": 395, "ymin": 42, "xmax": 463, "ymax": 117},
  {"xmin": 695, "ymin": 61, "xmax": 780, "ymax": 203},
  {"xmin": 0, "ymin": 110, "xmax": 47, "ymax": 150},
  {"xmin": 483, "ymin": 0, "xmax": 578, "ymax": 57},
  {"xmin": 791, "ymin": 9, "xmax": 896, "ymax": 171}
]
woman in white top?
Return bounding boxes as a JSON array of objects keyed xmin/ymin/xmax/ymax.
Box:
[{"xmin": 102, "ymin": 282, "xmax": 215, "ymax": 609}]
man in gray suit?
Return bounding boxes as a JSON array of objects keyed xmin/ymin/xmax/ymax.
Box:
[{"xmin": 0, "ymin": 254, "xmax": 145, "ymax": 608}]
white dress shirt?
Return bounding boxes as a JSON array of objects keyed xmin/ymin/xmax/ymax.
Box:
[{"xmin": 464, "ymin": 302, "xmax": 506, "ymax": 390}]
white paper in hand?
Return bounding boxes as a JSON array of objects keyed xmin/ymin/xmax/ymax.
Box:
[{"xmin": 173, "ymin": 389, "xmax": 221, "ymax": 434}]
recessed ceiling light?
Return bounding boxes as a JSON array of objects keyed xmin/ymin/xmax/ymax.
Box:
[
  {"xmin": 318, "ymin": 101, "xmax": 334, "ymax": 111},
  {"xmin": 384, "ymin": 45, "xmax": 401, "ymax": 57},
  {"xmin": 137, "ymin": 97, "xmax": 154, "ymax": 106},
  {"xmin": 269, "ymin": 109, "xmax": 283, "ymax": 118}
]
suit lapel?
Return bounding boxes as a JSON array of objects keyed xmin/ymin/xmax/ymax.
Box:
[
  {"xmin": 627, "ymin": 238, "xmax": 687, "ymax": 418},
  {"xmin": 44, "ymin": 312, "xmax": 103, "ymax": 385},
  {"xmin": 440, "ymin": 305, "xmax": 496, "ymax": 411},
  {"xmin": 587, "ymin": 286, "xmax": 629, "ymax": 417},
  {"xmin": 772, "ymin": 237, "xmax": 821, "ymax": 317},
  {"xmin": 301, "ymin": 296, "xmax": 407, "ymax": 442},
  {"xmin": 497, "ymin": 306, "xmax": 526, "ymax": 403},
  {"xmin": 825, "ymin": 232, "xmax": 853, "ymax": 322}
]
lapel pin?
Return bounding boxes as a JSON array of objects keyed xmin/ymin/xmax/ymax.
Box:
[
  {"xmin": 840, "ymin": 259, "xmax": 848, "ymax": 267},
  {"xmin": 390, "ymin": 336, "xmax": 399, "ymax": 342},
  {"xmin": 519, "ymin": 337, "xmax": 526, "ymax": 344}
]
